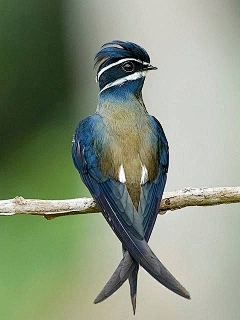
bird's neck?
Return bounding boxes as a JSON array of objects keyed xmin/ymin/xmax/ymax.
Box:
[{"xmin": 97, "ymin": 89, "xmax": 147, "ymax": 116}]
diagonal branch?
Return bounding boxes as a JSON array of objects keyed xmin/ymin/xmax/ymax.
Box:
[{"xmin": 0, "ymin": 187, "xmax": 239, "ymax": 220}]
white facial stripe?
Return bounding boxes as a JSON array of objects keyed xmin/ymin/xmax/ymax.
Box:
[
  {"xmin": 97, "ymin": 58, "xmax": 149, "ymax": 81},
  {"xmin": 99, "ymin": 71, "xmax": 146, "ymax": 95},
  {"xmin": 140, "ymin": 164, "xmax": 148, "ymax": 185},
  {"xmin": 118, "ymin": 165, "xmax": 126, "ymax": 183}
]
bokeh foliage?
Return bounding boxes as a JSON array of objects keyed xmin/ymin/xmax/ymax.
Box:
[{"xmin": 0, "ymin": 1, "xmax": 93, "ymax": 319}]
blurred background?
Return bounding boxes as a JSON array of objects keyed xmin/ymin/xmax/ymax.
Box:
[{"xmin": 0, "ymin": 0, "xmax": 240, "ymax": 319}]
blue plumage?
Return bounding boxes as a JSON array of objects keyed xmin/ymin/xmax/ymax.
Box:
[{"xmin": 72, "ymin": 41, "xmax": 190, "ymax": 314}]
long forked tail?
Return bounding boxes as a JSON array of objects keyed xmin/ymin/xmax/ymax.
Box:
[
  {"xmin": 94, "ymin": 194, "xmax": 190, "ymax": 310},
  {"xmin": 94, "ymin": 245, "xmax": 190, "ymax": 314},
  {"xmin": 94, "ymin": 239, "xmax": 190, "ymax": 308}
]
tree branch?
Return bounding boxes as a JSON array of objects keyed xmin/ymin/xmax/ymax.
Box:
[{"xmin": 0, "ymin": 187, "xmax": 239, "ymax": 220}]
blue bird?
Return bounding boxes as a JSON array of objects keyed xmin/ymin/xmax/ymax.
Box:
[{"xmin": 72, "ymin": 40, "xmax": 190, "ymax": 314}]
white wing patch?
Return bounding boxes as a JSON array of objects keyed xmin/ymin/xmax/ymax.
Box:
[
  {"xmin": 118, "ymin": 165, "xmax": 126, "ymax": 183},
  {"xmin": 141, "ymin": 164, "xmax": 149, "ymax": 185}
]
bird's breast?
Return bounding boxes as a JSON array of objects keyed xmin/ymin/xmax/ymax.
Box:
[{"xmin": 98, "ymin": 106, "xmax": 158, "ymax": 209}]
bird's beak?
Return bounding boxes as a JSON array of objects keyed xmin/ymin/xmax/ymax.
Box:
[{"xmin": 143, "ymin": 64, "xmax": 158, "ymax": 71}]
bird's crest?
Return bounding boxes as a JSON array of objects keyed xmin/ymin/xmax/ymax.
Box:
[{"xmin": 94, "ymin": 40, "xmax": 150, "ymax": 74}]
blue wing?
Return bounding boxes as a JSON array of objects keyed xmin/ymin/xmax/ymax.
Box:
[
  {"xmin": 72, "ymin": 114, "xmax": 144, "ymax": 240},
  {"xmin": 139, "ymin": 115, "xmax": 169, "ymax": 241},
  {"xmin": 72, "ymin": 114, "xmax": 190, "ymax": 302}
]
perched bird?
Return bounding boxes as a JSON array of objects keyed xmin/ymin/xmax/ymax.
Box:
[{"xmin": 72, "ymin": 40, "xmax": 190, "ymax": 314}]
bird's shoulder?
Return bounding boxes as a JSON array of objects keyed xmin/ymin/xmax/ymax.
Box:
[
  {"xmin": 72, "ymin": 114, "xmax": 106, "ymax": 177},
  {"xmin": 73, "ymin": 114, "xmax": 104, "ymax": 143}
]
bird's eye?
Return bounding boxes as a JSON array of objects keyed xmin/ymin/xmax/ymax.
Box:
[{"xmin": 122, "ymin": 61, "xmax": 134, "ymax": 72}]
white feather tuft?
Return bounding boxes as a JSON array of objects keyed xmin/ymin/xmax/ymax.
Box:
[
  {"xmin": 141, "ymin": 164, "xmax": 148, "ymax": 185},
  {"xmin": 119, "ymin": 165, "xmax": 126, "ymax": 184}
]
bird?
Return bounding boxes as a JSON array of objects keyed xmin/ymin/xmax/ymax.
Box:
[{"xmin": 72, "ymin": 40, "xmax": 190, "ymax": 314}]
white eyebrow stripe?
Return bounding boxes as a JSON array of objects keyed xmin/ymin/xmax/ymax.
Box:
[
  {"xmin": 97, "ymin": 58, "xmax": 149, "ymax": 81},
  {"xmin": 99, "ymin": 71, "xmax": 146, "ymax": 95}
]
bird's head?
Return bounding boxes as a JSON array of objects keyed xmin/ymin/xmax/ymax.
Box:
[{"xmin": 95, "ymin": 41, "xmax": 157, "ymax": 99}]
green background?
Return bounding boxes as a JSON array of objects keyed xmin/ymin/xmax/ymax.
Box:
[
  {"xmin": 1, "ymin": 1, "xmax": 240, "ymax": 319},
  {"xmin": 0, "ymin": 1, "xmax": 98, "ymax": 319}
]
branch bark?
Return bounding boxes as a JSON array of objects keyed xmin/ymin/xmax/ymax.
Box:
[{"xmin": 0, "ymin": 187, "xmax": 239, "ymax": 220}]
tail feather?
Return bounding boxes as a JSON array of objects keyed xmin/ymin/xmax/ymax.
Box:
[
  {"xmin": 94, "ymin": 194, "xmax": 190, "ymax": 306},
  {"xmin": 94, "ymin": 251, "xmax": 136, "ymax": 304},
  {"xmin": 128, "ymin": 264, "xmax": 139, "ymax": 315},
  {"xmin": 131, "ymin": 238, "xmax": 191, "ymax": 300},
  {"xmin": 94, "ymin": 239, "xmax": 190, "ymax": 306}
]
